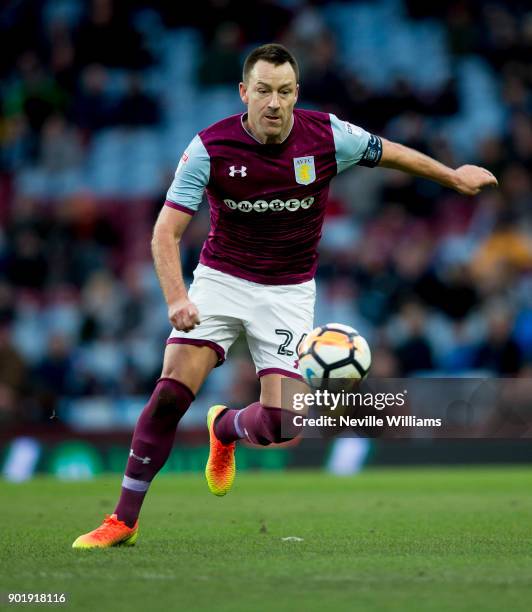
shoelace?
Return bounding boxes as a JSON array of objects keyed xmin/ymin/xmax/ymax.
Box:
[{"xmin": 92, "ymin": 515, "xmax": 127, "ymax": 540}]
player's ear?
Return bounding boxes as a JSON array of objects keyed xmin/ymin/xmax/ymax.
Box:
[{"xmin": 239, "ymin": 82, "xmax": 249, "ymax": 104}]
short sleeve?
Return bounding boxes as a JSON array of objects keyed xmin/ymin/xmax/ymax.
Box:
[
  {"xmin": 329, "ymin": 114, "xmax": 382, "ymax": 173},
  {"xmin": 165, "ymin": 135, "xmax": 210, "ymax": 215}
]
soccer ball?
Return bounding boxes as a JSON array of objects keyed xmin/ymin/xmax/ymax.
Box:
[{"xmin": 297, "ymin": 323, "xmax": 371, "ymax": 387}]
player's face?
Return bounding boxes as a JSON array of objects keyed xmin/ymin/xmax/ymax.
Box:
[{"xmin": 240, "ymin": 60, "xmax": 299, "ymax": 144}]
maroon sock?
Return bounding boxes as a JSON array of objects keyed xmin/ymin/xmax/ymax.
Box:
[
  {"xmin": 114, "ymin": 378, "xmax": 194, "ymax": 527},
  {"xmin": 214, "ymin": 401, "xmax": 300, "ymax": 446},
  {"xmin": 213, "ymin": 408, "xmax": 240, "ymax": 444}
]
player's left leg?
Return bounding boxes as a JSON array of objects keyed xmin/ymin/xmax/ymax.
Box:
[
  {"xmin": 112, "ymin": 343, "xmax": 217, "ymax": 527},
  {"xmin": 72, "ymin": 343, "xmax": 219, "ymax": 548}
]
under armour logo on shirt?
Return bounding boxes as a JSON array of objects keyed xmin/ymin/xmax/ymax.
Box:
[{"xmin": 229, "ymin": 165, "xmax": 247, "ymax": 177}]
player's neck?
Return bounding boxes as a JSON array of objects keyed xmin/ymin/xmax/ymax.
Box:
[{"xmin": 243, "ymin": 114, "xmax": 294, "ymax": 145}]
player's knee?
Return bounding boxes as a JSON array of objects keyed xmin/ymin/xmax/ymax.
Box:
[
  {"xmin": 152, "ymin": 385, "xmax": 178, "ymax": 417},
  {"xmin": 150, "ymin": 378, "xmax": 194, "ymax": 419},
  {"xmin": 260, "ymin": 407, "xmax": 300, "ymax": 445}
]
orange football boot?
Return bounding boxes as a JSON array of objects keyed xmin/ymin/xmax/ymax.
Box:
[
  {"xmin": 72, "ymin": 514, "xmax": 138, "ymax": 549},
  {"xmin": 205, "ymin": 405, "xmax": 236, "ymax": 496}
]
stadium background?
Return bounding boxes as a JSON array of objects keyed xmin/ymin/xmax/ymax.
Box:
[{"xmin": 1, "ymin": 0, "xmax": 532, "ymax": 479}]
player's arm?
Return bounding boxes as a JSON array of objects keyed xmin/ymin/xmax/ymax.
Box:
[
  {"xmin": 329, "ymin": 114, "xmax": 497, "ymax": 196},
  {"xmin": 153, "ymin": 134, "xmax": 210, "ymax": 332},
  {"xmin": 379, "ymin": 138, "xmax": 498, "ymax": 195},
  {"xmin": 152, "ymin": 207, "xmax": 199, "ymax": 332}
]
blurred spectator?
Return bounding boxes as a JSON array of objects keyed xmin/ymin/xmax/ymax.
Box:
[
  {"xmin": 502, "ymin": 76, "xmax": 531, "ymax": 116},
  {"xmin": 507, "ymin": 114, "xmax": 532, "ymax": 168},
  {"xmin": 198, "ymin": 23, "xmax": 242, "ymax": 86},
  {"xmin": 0, "ymin": 323, "xmax": 27, "ymax": 424},
  {"xmin": 481, "ymin": 4, "xmax": 521, "ymax": 71},
  {"xmin": 472, "ymin": 215, "xmax": 532, "ymax": 285},
  {"xmin": 0, "ymin": 1, "xmax": 41, "ymax": 79},
  {"xmin": 300, "ymin": 34, "xmax": 350, "ymax": 116},
  {"xmin": 474, "ymin": 302, "xmax": 523, "ymax": 375},
  {"xmin": 392, "ymin": 301, "xmax": 434, "ymax": 375},
  {"xmin": 51, "ymin": 195, "xmax": 122, "ymax": 287},
  {"xmin": 232, "ymin": 0, "xmax": 292, "ymax": 44},
  {"xmin": 80, "ymin": 270, "xmax": 126, "ymax": 340},
  {"xmin": 33, "ymin": 333, "xmax": 75, "ymax": 419},
  {"xmin": 477, "ymin": 136, "xmax": 507, "ymax": 180},
  {"xmin": 3, "ymin": 52, "xmax": 67, "ymax": 133},
  {"xmin": 46, "ymin": 18, "xmax": 77, "ymax": 93},
  {"xmin": 500, "ymin": 163, "xmax": 532, "ymax": 225},
  {"xmin": 75, "ymin": 0, "xmax": 152, "ymax": 69},
  {"xmin": 354, "ymin": 250, "xmax": 400, "ymax": 326},
  {"xmin": 72, "ymin": 65, "xmax": 117, "ymax": 133},
  {"xmin": 119, "ymin": 263, "xmax": 149, "ymax": 335},
  {"xmin": 418, "ymin": 77, "xmax": 460, "ymax": 117},
  {"xmin": 445, "ymin": 2, "xmax": 479, "ymax": 56},
  {"xmin": 438, "ymin": 320, "xmax": 478, "ymax": 373},
  {"xmin": 370, "ymin": 345, "xmax": 401, "ymax": 378},
  {"xmin": 39, "ymin": 115, "xmax": 83, "ymax": 172},
  {"xmin": 425, "ymin": 264, "xmax": 479, "ymax": 321},
  {"xmin": 5, "ymin": 229, "xmax": 48, "ymax": 290},
  {"xmin": 115, "ymin": 74, "xmax": 160, "ymax": 127},
  {"xmin": 0, "ymin": 282, "xmax": 15, "ymax": 324},
  {"xmin": 346, "ymin": 75, "xmax": 381, "ymax": 132},
  {"xmin": 7, "ymin": 195, "xmax": 50, "ymax": 247},
  {"xmin": 381, "ymin": 171, "xmax": 433, "ymax": 218},
  {"xmin": 0, "ymin": 114, "xmax": 35, "ymax": 171},
  {"xmin": 391, "ymin": 225, "xmax": 435, "ymax": 305},
  {"xmin": 76, "ymin": 333, "xmax": 128, "ymax": 393}
]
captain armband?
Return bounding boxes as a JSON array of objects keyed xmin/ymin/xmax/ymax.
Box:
[{"xmin": 358, "ymin": 134, "xmax": 383, "ymax": 167}]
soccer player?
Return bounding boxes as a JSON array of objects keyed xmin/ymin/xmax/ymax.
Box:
[{"xmin": 72, "ymin": 44, "xmax": 497, "ymax": 548}]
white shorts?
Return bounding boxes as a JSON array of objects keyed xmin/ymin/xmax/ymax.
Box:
[{"xmin": 167, "ymin": 264, "xmax": 315, "ymax": 379}]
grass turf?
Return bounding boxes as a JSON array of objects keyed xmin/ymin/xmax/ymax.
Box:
[{"xmin": 1, "ymin": 467, "xmax": 531, "ymax": 612}]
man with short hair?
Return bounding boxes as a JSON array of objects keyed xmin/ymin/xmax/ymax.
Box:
[{"xmin": 73, "ymin": 43, "xmax": 497, "ymax": 548}]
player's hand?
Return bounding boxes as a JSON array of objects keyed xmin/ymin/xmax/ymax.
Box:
[
  {"xmin": 453, "ymin": 165, "xmax": 498, "ymax": 195},
  {"xmin": 168, "ymin": 298, "xmax": 200, "ymax": 332}
]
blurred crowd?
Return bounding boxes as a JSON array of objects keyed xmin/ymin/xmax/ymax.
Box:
[{"xmin": 0, "ymin": 0, "xmax": 531, "ymax": 426}]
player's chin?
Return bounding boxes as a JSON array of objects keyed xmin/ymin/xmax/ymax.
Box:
[{"xmin": 261, "ymin": 122, "xmax": 283, "ymax": 136}]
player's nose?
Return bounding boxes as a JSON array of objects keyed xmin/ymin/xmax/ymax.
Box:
[{"xmin": 269, "ymin": 92, "xmax": 280, "ymax": 109}]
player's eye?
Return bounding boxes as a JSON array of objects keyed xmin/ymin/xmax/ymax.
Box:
[{"xmin": 257, "ymin": 89, "xmax": 268, "ymax": 94}]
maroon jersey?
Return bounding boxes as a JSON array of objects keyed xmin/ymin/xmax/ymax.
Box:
[{"xmin": 165, "ymin": 109, "xmax": 381, "ymax": 285}]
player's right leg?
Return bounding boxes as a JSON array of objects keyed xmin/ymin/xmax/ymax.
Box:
[
  {"xmin": 200, "ymin": 284, "xmax": 300, "ymax": 496},
  {"xmin": 206, "ymin": 374, "xmax": 305, "ymax": 496},
  {"xmin": 72, "ymin": 343, "xmax": 217, "ymax": 549},
  {"xmin": 206, "ymin": 277, "xmax": 314, "ymax": 496}
]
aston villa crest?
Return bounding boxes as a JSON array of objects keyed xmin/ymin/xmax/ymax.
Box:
[{"xmin": 293, "ymin": 156, "xmax": 316, "ymax": 185}]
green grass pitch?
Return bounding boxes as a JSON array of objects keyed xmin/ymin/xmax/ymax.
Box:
[{"xmin": 1, "ymin": 467, "xmax": 532, "ymax": 611}]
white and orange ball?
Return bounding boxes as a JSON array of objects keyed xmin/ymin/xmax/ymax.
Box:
[{"xmin": 297, "ymin": 323, "xmax": 371, "ymax": 387}]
